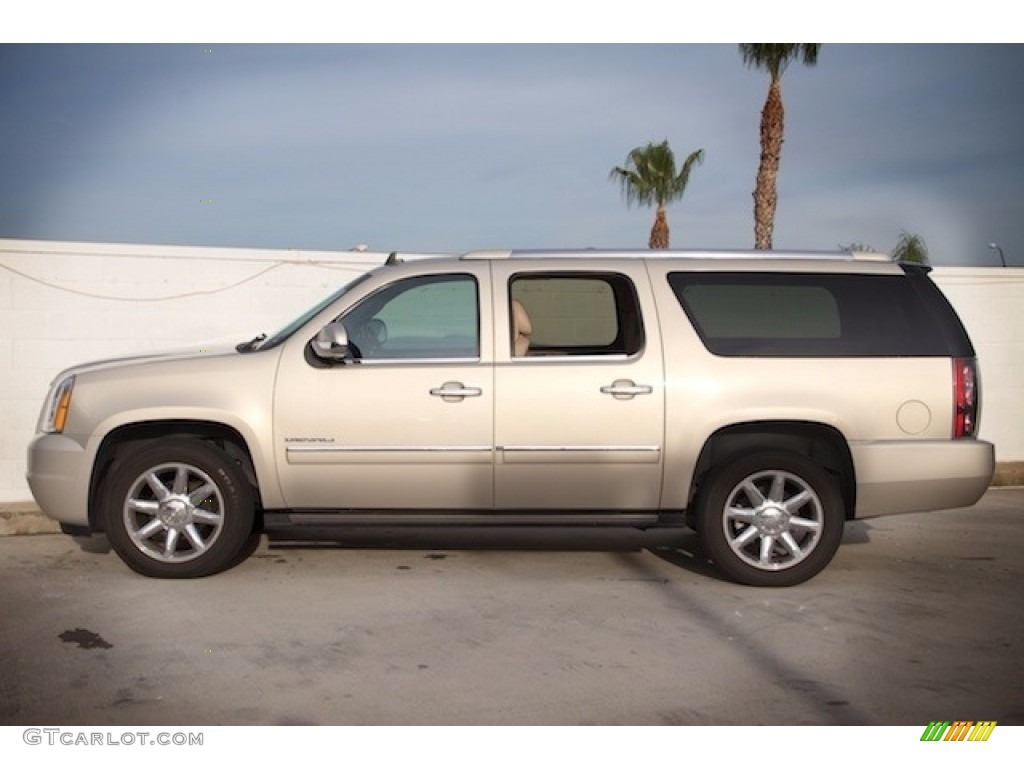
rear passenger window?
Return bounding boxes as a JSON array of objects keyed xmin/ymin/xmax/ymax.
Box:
[
  {"xmin": 509, "ymin": 273, "xmax": 644, "ymax": 357},
  {"xmin": 668, "ymin": 272, "xmax": 951, "ymax": 357}
]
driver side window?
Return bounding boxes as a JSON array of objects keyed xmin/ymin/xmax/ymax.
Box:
[{"xmin": 340, "ymin": 274, "xmax": 479, "ymax": 360}]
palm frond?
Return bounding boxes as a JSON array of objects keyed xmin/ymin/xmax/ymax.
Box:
[
  {"xmin": 610, "ymin": 139, "xmax": 705, "ymax": 248},
  {"xmin": 610, "ymin": 140, "xmax": 704, "ymax": 208},
  {"xmin": 739, "ymin": 44, "xmax": 820, "ymax": 79},
  {"xmin": 891, "ymin": 231, "xmax": 929, "ymax": 264}
]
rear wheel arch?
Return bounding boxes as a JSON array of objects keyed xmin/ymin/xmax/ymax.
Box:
[
  {"xmin": 696, "ymin": 448, "xmax": 846, "ymax": 586},
  {"xmin": 689, "ymin": 421, "xmax": 856, "ymax": 520},
  {"xmin": 89, "ymin": 420, "xmax": 262, "ymax": 532}
]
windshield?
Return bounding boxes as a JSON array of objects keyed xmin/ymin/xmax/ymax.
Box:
[{"xmin": 250, "ymin": 272, "xmax": 375, "ymax": 352}]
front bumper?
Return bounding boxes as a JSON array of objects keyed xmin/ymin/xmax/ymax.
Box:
[{"xmin": 26, "ymin": 433, "xmax": 91, "ymax": 527}]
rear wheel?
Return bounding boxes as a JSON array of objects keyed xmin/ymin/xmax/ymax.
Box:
[
  {"xmin": 696, "ymin": 451, "xmax": 845, "ymax": 587},
  {"xmin": 101, "ymin": 439, "xmax": 255, "ymax": 578}
]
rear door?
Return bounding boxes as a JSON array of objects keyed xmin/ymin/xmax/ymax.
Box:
[{"xmin": 490, "ymin": 260, "xmax": 665, "ymax": 510}]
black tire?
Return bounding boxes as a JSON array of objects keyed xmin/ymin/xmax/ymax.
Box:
[
  {"xmin": 100, "ymin": 438, "xmax": 256, "ymax": 578},
  {"xmin": 696, "ymin": 451, "xmax": 844, "ymax": 587}
]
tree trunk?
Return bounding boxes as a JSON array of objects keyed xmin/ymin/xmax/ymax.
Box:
[
  {"xmin": 753, "ymin": 76, "xmax": 784, "ymax": 250},
  {"xmin": 649, "ymin": 205, "xmax": 670, "ymax": 249}
]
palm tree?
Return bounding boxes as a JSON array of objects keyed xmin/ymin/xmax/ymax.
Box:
[
  {"xmin": 739, "ymin": 44, "xmax": 821, "ymax": 250},
  {"xmin": 891, "ymin": 231, "xmax": 929, "ymax": 264},
  {"xmin": 610, "ymin": 140, "xmax": 704, "ymax": 249}
]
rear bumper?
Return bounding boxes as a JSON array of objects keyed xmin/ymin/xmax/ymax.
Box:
[
  {"xmin": 26, "ymin": 433, "xmax": 91, "ymax": 527},
  {"xmin": 851, "ymin": 439, "xmax": 995, "ymax": 518}
]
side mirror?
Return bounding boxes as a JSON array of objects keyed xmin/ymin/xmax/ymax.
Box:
[{"xmin": 311, "ymin": 321, "xmax": 352, "ymax": 362}]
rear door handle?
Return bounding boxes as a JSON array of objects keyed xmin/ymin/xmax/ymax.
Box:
[
  {"xmin": 600, "ymin": 379, "xmax": 653, "ymax": 400},
  {"xmin": 430, "ymin": 381, "xmax": 482, "ymax": 402}
]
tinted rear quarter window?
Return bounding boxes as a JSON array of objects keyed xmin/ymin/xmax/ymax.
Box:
[{"xmin": 668, "ymin": 271, "xmax": 956, "ymax": 357}]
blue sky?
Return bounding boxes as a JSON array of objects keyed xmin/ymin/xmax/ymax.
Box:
[{"xmin": 1, "ymin": 43, "xmax": 1022, "ymax": 265}]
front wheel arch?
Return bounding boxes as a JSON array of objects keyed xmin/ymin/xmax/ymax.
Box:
[
  {"xmin": 89, "ymin": 421, "xmax": 261, "ymax": 532},
  {"xmin": 99, "ymin": 437, "xmax": 257, "ymax": 578}
]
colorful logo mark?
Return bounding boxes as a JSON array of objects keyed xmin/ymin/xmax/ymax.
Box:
[{"xmin": 920, "ymin": 721, "xmax": 997, "ymax": 742}]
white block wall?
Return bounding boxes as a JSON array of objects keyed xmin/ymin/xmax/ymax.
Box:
[
  {"xmin": 1, "ymin": 242, "xmax": 1022, "ymax": 501},
  {"xmin": 931, "ymin": 267, "xmax": 1024, "ymax": 465},
  {"xmin": 0, "ymin": 239, "xmax": 385, "ymax": 502}
]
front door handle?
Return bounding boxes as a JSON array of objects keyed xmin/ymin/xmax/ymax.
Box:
[
  {"xmin": 430, "ymin": 381, "xmax": 482, "ymax": 402},
  {"xmin": 600, "ymin": 379, "xmax": 653, "ymax": 400}
]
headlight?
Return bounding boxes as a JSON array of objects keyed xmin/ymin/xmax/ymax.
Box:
[{"xmin": 41, "ymin": 375, "xmax": 75, "ymax": 434}]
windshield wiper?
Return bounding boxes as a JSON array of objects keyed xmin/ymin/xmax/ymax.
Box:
[{"xmin": 235, "ymin": 333, "xmax": 266, "ymax": 353}]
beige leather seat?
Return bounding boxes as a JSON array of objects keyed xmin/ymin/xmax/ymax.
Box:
[{"xmin": 512, "ymin": 299, "xmax": 533, "ymax": 356}]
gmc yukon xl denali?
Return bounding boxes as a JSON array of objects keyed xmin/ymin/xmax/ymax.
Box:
[{"xmin": 27, "ymin": 249, "xmax": 995, "ymax": 585}]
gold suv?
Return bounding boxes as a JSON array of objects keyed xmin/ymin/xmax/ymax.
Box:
[{"xmin": 27, "ymin": 250, "xmax": 995, "ymax": 585}]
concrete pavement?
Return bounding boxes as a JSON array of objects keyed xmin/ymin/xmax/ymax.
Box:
[{"xmin": 1, "ymin": 488, "xmax": 1022, "ymax": 725}]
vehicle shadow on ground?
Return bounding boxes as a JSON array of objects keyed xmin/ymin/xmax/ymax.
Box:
[
  {"xmin": 64, "ymin": 519, "xmax": 873, "ymax": 584},
  {"xmin": 265, "ymin": 519, "xmax": 873, "ymax": 581},
  {"xmin": 265, "ymin": 526, "xmax": 722, "ymax": 581}
]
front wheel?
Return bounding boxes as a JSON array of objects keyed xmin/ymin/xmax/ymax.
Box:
[
  {"xmin": 696, "ymin": 451, "xmax": 845, "ymax": 587},
  {"xmin": 101, "ymin": 439, "xmax": 256, "ymax": 578}
]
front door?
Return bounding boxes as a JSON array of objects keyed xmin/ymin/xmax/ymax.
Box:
[{"xmin": 274, "ymin": 267, "xmax": 494, "ymax": 510}]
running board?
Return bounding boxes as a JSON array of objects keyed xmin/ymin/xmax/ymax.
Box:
[{"xmin": 263, "ymin": 511, "xmax": 678, "ymax": 529}]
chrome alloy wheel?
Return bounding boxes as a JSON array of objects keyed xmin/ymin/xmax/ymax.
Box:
[
  {"xmin": 123, "ymin": 462, "xmax": 226, "ymax": 563},
  {"xmin": 721, "ymin": 469, "xmax": 824, "ymax": 571}
]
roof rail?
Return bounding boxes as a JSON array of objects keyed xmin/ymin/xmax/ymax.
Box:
[
  {"xmin": 460, "ymin": 250, "xmax": 513, "ymax": 260},
  {"xmin": 460, "ymin": 248, "xmax": 894, "ymax": 262}
]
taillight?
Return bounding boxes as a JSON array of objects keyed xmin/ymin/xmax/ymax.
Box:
[{"xmin": 953, "ymin": 357, "xmax": 979, "ymax": 438}]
